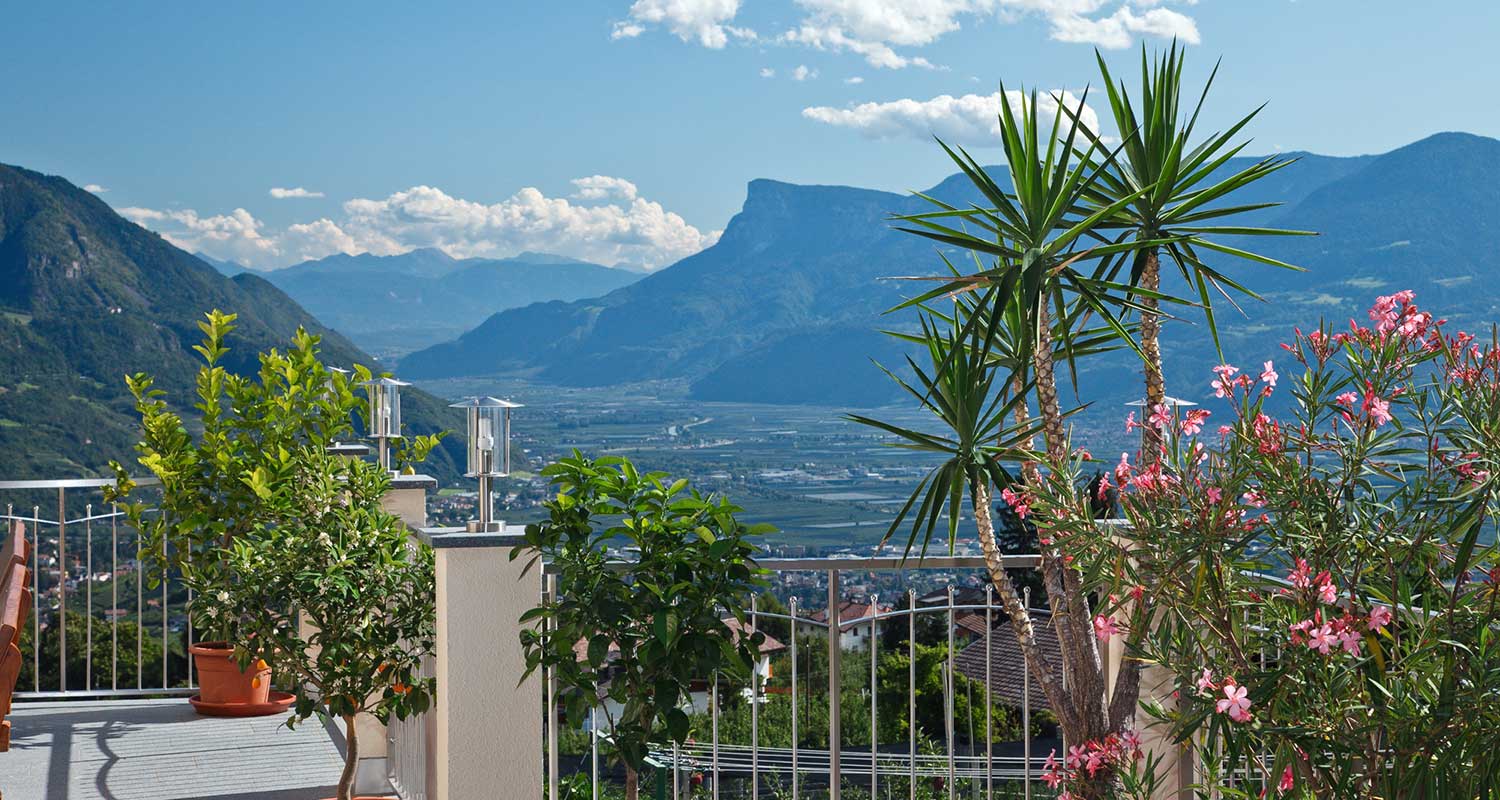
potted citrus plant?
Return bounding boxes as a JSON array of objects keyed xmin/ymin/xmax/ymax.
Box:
[
  {"xmin": 219, "ymin": 446, "xmax": 436, "ymax": 800},
  {"xmin": 107, "ymin": 310, "xmax": 431, "ymax": 714}
]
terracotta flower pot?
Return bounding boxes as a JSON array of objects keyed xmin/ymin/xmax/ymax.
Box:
[{"xmin": 190, "ymin": 641, "xmax": 271, "ymax": 706}]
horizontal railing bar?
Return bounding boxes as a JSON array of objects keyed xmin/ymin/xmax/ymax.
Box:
[
  {"xmin": 752, "ymin": 603, "xmax": 1047, "ymax": 630},
  {"xmin": 541, "ymin": 553, "xmax": 1042, "ymax": 575},
  {"xmin": 15, "ymin": 688, "xmax": 197, "ymax": 700},
  {"xmin": 755, "ymin": 554, "xmax": 1040, "ymax": 571},
  {"xmin": 0, "ymin": 477, "xmax": 159, "ymax": 490}
]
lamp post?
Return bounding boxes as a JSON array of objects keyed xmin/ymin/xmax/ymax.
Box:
[
  {"xmin": 449, "ymin": 396, "xmax": 523, "ymax": 532},
  {"xmin": 326, "ymin": 367, "xmax": 351, "ymax": 448},
  {"xmin": 362, "ymin": 376, "xmax": 409, "ymax": 471}
]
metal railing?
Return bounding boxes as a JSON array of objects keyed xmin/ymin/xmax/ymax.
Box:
[
  {"xmin": 544, "ymin": 554, "xmax": 1057, "ymax": 800},
  {"xmin": 0, "ymin": 477, "xmax": 196, "ymax": 700},
  {"xmin": 388, "ymin": 650, "xmax": 436, "ymax": 800}
]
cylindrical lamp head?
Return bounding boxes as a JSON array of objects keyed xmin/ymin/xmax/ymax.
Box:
[
  {"xmin": 362, "ymin": 377, "xmax": 410, "ymax": 440},
  {"xmin": 448, "ymin": 396, "xmax": 523, "ymax": 477}
]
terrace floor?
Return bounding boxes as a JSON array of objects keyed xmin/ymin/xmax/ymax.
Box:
[{"xmin": 4, "ymin": 699, "xmax": 357, "ymax": 800}]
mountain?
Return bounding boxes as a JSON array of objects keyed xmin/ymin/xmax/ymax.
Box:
[
  {"xmin": 198, "ymin": 254, "xmax": 248, "ymax": 276},
  {"xmin": 401, "ymin": 138, "xmax": 1424, "ymax": 405},
  {"xmin": 262, "ymin": 249, "xmax": 641, "ymax": 359},
  {"xmin": 0, "ymin": 163, "xmax": 464, "ymax": 479}
]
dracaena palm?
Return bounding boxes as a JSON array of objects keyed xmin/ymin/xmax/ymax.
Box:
[
  {"xmin": 893, "ymin": 86, "xmax": 1173, "ymax": 467},
  {"xmin": 881, "ymin": 85, "xmax": 1172, "ymax": 761},
  {"xmin": 851, "ymin": 284, "xmax": 1130, "ymax": 744},
  {"xmin": 1071, "ymin": 43, "xmax": 1313, "ymax": 460}
]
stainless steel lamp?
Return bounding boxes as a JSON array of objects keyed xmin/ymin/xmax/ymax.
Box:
[
  {"xmin": 362, "ymin": 376, "xmax": 409, "ymax": 471},
  {"xmin": 449, "ymin": 396, "xmax": 523, "ymax": 532}
]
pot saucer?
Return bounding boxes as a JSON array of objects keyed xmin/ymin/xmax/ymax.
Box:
[{"xmin": 189, "ymin": 690, "xmax": 295, "ymax": 717}]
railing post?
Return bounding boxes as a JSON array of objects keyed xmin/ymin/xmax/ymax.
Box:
[
  {"xmin": 419, "ymin": 523, "xmax": 540, "ymax": 800},
  {"xmin": 357, "ymin": 472, "xmax": 435, "ymax": 796},
  {"xmin": 827, "ymin": 569, "xmax": 841, "ymax": 800}
]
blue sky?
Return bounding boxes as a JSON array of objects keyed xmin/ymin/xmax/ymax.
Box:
[{"xmin": 3, "ymin": 1, "xmax": 1495, "ymax": 270}]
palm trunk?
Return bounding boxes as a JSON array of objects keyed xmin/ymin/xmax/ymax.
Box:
[
  {"xmin": 338, "ymin": 714, "xmax": 359, "ymax": 800},
  {"xmin": 624, "ymin": 764, "xmax": 639, "ymax": 800},
  {"xmin": 1030, "ymin": 302, "xmax": 1109, "ymax": 744},
  {"xmin": 971, "ymin": 479, "xmax": 1078, "ymax": 734},
  {"xmin": 1138, "ymin": 248, "xmax": 1166, "ymax": 466}
]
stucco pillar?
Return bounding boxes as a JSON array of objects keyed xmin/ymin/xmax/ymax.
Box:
[{"xmin": 419, "ymin": 526, "xmax": 541, "ymax": 800}]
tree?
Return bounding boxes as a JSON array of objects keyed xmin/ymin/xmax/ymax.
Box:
[
  {"xmin": 860, "ymin": 81, "xmax": 1168, "ymax": 797},
  {"xmin": 1035, "ymin": 291, "xmax": 1500, "ymax": 797},
  {"xmin": 220, "ymin": 450, "xmax": 437, "ymax": 800},
  {"xmin": 107, "ymin": 310, "xmax": 438, "ymax": 642},
  {"xmin": 1069, "ymin": 42, "xmax": 1309, "ymax": 463},
  {"xmin": 517, "ymin": 454, "xmax": 771, "ymax": 800}
]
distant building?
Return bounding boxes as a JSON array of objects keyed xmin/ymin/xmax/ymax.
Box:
[
  {"xmin": 809, "ymin": 599, "xmax": 891, "ymax": 651},
  {"xmin": 952, "ymin": 607, "xmax": 1059, "ymax": 710}
]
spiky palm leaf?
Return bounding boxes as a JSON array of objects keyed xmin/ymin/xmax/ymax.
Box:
[
  {"xmin": 1072, "ymin": 42, "xmax": 1315, "ymax": 356},
  {"xmin": 889, "ymin": 85, "xmax": 1179, "ymax": 389}
]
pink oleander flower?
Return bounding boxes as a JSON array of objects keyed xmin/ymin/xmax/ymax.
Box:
[
  {"xmin": 1093, "ymin": 614, "xmax": 1120, "ymax": 641},
  {"xmin": 1000, "ymin": 486, "xmax": 1030, "ymax": 519},
  {"xmin": 1216, "ymin": 681, "xmax": 1252, "ymax": 723},
  {"xmin": 1217, "ymin": 424, "xmax": 1233, "ymax": 436},
  {"xmin": 1211, "ymin": 364, "xmax": 1240, "ymax": 398},
  {"xmin": 1369, "ymin": 605, "xmax": 1393, "ymax": 631},
  {"xmin": 1363, "ymin": 390, "xmax": 1393, "ymax": 426},
  {"xmin": 1261, "ymin": 360, "xmax": 1278, "ymax": 391},
  {"xmin": 1316, "ymin": 572, "xmax": 1338, "ymax": 604},
  {"xmin": 1307, "ymin": 623, "xmax": 1337, "ymax": 655},
  {"xmin": 1196, "ymin": 667, "xmax": 1216, "ymax": 694},
  {"xmin": 1335, "ymin": 391, "xmax": 1358, "ymax": 406},
  {"xmin": 1279, "ymin": 765, "xmax": 1296, "ymax": 793},
  {"xmin": 1148, "ymin": 403, "xmax": 1172, "ymax": 430},
  {"xmin": 1242, "ymin": 489, "xmax": 1266, "ymax": 506},
  {"xmin": 1289, "ymin": 557, "xmax": 1313, "ymax": 590},
  {"xmin": 1124, "ymin": 411, "xmax": 1140, "ymax": 433},
  {"xmin": 1181, "ymin": 408, "xmax": 1211, "ymax": 436},
  {"xmin": 1042, "ymin": 751, "xmax": 1063, "ymax": 788},
  {"xmin": 1288, "ymin": 618, "xmax": 1315, "ymax": 645},
  {"xmin": 1336, "ymin": 624, "xmax": 1363, "ymax": 656},
  {"xmin": 1206, "ymin": 486, "xmax": 1223, "ymax": 504}
]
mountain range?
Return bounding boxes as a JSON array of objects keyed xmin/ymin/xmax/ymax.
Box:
[
  {"xmin": 250, "ymin": 249, "xmax": 642, "ymax": 359},
  {"xmin": 399, "ymin": 132, "xmax": 1500, "ymax": 408},
  {"xmin": 0, "ymin": 163, "xmax": 465, "ymax": 479}
]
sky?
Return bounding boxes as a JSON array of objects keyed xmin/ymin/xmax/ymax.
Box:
[{"xmin": 3, "ymin": 1, "xmax": 1497, "ymax": 271}]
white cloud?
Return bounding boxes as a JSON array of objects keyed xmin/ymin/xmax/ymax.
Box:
[
  {"xmin": 83, "ymin": 184, "xmax": 108, "ymax": 194},
  {"xmin": 844, "ymin": 76, "xmax": 865, "ymax": 84},
  {"xmin": 803, "ymin": 88, "xmax": 1102, "ymax": 147},
  {"xmin": 120, "ymin": 177, "xmax": 717, "ymax": 272},
  {"xmin": 613, "ymin": 1, "xmax": 1201, "ymax": 67},
  {"xmin": 119, "ymin": 206, "xmax": 283, "ymax": 266},
  {"xmin": 781, "ymin": 23, "xmax": 935, "ymax": 69},
  {"xmin": 792, "ymin": 64, "xmax": 818, "ymax": 81},
  {"xmin": 612, "ymin": 22, "xmax": 646, "ymax": 39},
  {"xmin": 269, "ymin": 186, "xmax": 326, "ymax": 199},
  {"xmin": 760, "ymin": 67, "xmax": 776, "ymax": 78},
  {"xmin": 280, "ymin": 218, "xmax": 360, "ymax": 262},
  {"xmin": 612, "ymin": 0, "xmax": 754, "ymax": 49},
  {"xmin": 569, "ymin": 175, "xmax": 640, "ymax": 201},
  {"xmin": 1048, "ymin": 4, "xmax": 1199, "ymax": 48}
]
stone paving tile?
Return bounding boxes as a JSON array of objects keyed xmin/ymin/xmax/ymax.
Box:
[{"xmin": 2, "ymin": 700, "xmax": 354, "ymax": 800}]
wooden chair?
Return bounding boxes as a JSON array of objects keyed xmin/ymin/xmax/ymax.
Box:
[
  {"xmin": 0, "ymin": 523, "xmax": 31, "ymax": 755},
  {"xmin": 0, "ymin": 521, "xmax": 25, "ymax": 576}
]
